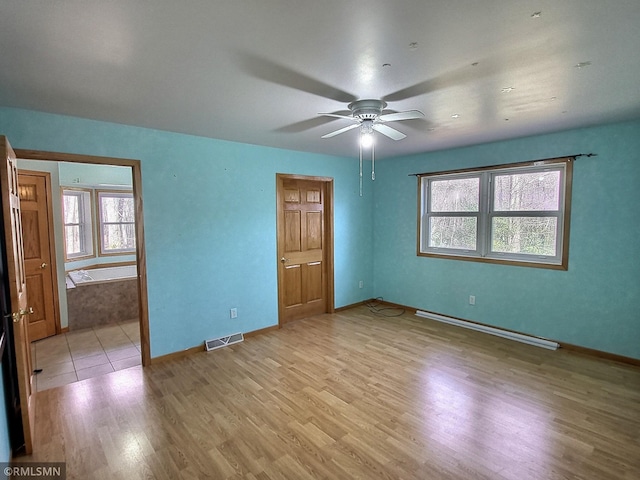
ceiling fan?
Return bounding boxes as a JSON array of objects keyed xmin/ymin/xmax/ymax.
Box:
[
  {"xmin": 240, "ymin": 55, "xmax": 431, "ymax": 189},
  {"xmin": 319, "ymin": 99, "xmax": 425, "ymax": 191},
  {"xmin": 319, "ymin": 99, "xmax": 425, "ymax": 142}
]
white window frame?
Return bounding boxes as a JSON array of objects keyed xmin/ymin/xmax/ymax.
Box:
[
  {"xmin": 62, "ymin": 188, "xmax": 94, "ymax": 261},
  {"xmin": 97, "ymin": 190, "xmax": 136, "ymax": 256},
  {"xmin": 418, "ymin": 158, "xmax": 573, "ymax": 270}
]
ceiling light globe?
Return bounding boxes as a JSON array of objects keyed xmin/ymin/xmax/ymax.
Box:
[{"xmin": 360, "ymin": 133, "xmax": 374, "ymax": 148}]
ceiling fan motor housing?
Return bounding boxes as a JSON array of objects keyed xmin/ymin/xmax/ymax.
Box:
[{"xmin": 348, "ymin": 99, "xmax": 387, "ymax": 120}]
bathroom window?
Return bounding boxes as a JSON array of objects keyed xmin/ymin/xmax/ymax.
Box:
[
  {"xmin": 97, "ymin": 191, "xmax": 136, "ymax": 255},
  {"xmin": 62, "ymin": 189, "xmax": 94, "ymax": 260}
]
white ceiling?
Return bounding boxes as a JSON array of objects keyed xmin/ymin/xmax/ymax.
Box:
[{"xmin": 1, "ymin": 1, "xmax": 639, "ymax": 159}]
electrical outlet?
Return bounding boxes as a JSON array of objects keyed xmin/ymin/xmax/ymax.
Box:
[
  {"xmin": 230, "ymin": 308, "xmax": 237, "ymax": 319},
  {"xmin": 469, "ymin": 295, "xmax": 476, "ymax": 305},
  {"xmin": 359, "ymin": 280, "xmax": 363, "ymax": 289}
]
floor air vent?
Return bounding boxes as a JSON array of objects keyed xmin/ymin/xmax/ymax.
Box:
[{"xmin": 205, "ymin": 332, "xmax": 244, "ymax": 351}]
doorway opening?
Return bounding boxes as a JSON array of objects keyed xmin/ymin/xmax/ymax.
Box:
[{"xmin": 14, "ymin": 148, "xmax": 150, "ymax": 385}]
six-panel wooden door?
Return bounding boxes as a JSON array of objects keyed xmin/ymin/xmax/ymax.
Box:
[
  {"xmin": 277, "ymin": 175, "xmax": 333, "ymax": 325},
  {"xmin": 18, "ymin": 172, "xmax": 59, "ymax": 341}
]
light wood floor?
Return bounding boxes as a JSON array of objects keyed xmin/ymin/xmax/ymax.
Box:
[{"xmin": 23, "ymin": 306, "xmax": 640, "ymax": 479}]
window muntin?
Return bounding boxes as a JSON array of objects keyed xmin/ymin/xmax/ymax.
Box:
[
  {"xmin": 419, "ymin": 160, "xmax": 571, "ymax": 269},
  {"xmin": 62, "ymin": 189, "xmax": 94, "ymax": 260},
  {"xmin": 97, "ymin": 191, "xmax": 136, "ymax": 255}
]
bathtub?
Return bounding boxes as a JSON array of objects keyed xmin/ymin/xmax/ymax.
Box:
[
  {"xmin": 68, "ymin": 265, "xmax": 137, "ymax": 286},
  {"xmin": 66, "ymin": 264, "xmax": 139, "ymax": 329}
]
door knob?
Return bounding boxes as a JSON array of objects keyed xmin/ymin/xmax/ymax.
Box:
[
  {"xmin": 280, "ymin": 257, "xmax": 288, "ymax": 263},
  {"xmin": 40, "ymin": 262, "xmax": 47, "ymax": 269},
  {"xmin": 12, "ymin": 307, "xmax": 33, "ymax": 323}
]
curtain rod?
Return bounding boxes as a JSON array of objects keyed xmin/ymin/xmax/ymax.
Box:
[{"xmin": 408, "ymin": 153, "xmax": 597, "ymax": 177}]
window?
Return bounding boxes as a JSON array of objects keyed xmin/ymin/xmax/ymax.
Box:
[
  {"xmin": 97, "ymin": 191, "xmax": 136, "ymax": 255},
  {"xmin": 62, "ymin": 189, "xmax": 94, "ymax": 260},
  {"xmin": 418, "ymin": 157, "xmax": 573, "ymax": 269}
]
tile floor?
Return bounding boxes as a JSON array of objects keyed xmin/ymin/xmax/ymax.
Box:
[{"xmin": 32, "ymin": 319, "xmax": 141, "ymax": 392}]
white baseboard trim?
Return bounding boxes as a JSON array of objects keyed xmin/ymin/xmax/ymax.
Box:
[{"xmin": 415, "ymin": 310, "xmax": 559, "ymax": 350}]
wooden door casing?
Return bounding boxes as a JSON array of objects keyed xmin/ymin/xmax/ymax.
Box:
[
  {"xmin": 277, "ymin": 174, "xmax": 334, "ymax": 325},
  {"xmin": 1, "ymin": 136, "xmax": 35, "ymax": 454},
  {"xmin": 18, "ymin": 172, "xmax": 59, "ymax": 341}
]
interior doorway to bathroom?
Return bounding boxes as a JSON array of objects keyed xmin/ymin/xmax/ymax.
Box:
[{"xmin": 16, "ymin": 150, "xmax": 150, "ymax": 384}]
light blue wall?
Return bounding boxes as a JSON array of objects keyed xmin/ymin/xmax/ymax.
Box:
[
  {"xmin": 1, "ymin": 107, "xmax": 374, "ymax": 357},
  {"xmin": 373, "ymin": 119, "xmax": 640, "ymax": 359}
]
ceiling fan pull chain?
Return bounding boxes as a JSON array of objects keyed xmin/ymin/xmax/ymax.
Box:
[
  {"xmin": 359, "ymin": 142, "xmax": 363, "ymax": 196},
  {"xmin": 371, "ymin": 142, "xmax": 376, "ymax": 181}
]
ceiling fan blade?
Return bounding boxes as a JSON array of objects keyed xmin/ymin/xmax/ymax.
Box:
[
  {"xmin": 321, "ymin": 123, "xmax": 360, "ymax": 139},
  {"xmin": 240, "ymin": 53, "xmax": 357, "ymax": 103},
  {"xmin": 384, "ymin": 45, "xmax": 547, "ymax": 102},
  {"xmin": 372, "ymin": 123, "xmax": 406, "ymax": 140},
  {"xmin": 276, "ymin": 110, "xmax": 354, "ymax": 133},
  {"xmin": 378, "ymin": 110, "xmax": 425, "ymax": 122},
  {"xmin": 275, "ymin": 116, "xmax": 337, "ymax": 134},
  {"xmin": 383, "ymin": 65, "xmax": 480, "ymax": 102},
  {"xmin": 318, "ymin": 112, "xmax": 358, "ymax": 121}
]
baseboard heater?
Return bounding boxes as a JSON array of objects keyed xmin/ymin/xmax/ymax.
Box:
[
  {"xmin": 205, "ymin": 332, "xmax": 244, "ymax": 351},
  {"xmin": 415, "ymin": 310, "xmax": 559, "ymax": 350}
]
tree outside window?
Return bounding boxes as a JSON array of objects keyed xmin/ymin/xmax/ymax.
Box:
[{"xmin": 97, "ymin": 191, "xmax": 136, "ymax": 255}]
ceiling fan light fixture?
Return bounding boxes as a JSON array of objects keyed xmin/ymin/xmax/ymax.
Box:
[
  {"xmin": 360, "ymin": 120, "xmax": 374, "ymax": 148},
  {"xmin": 360, "ymin": 131, "xmax": 374, "ymax": 148}
]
